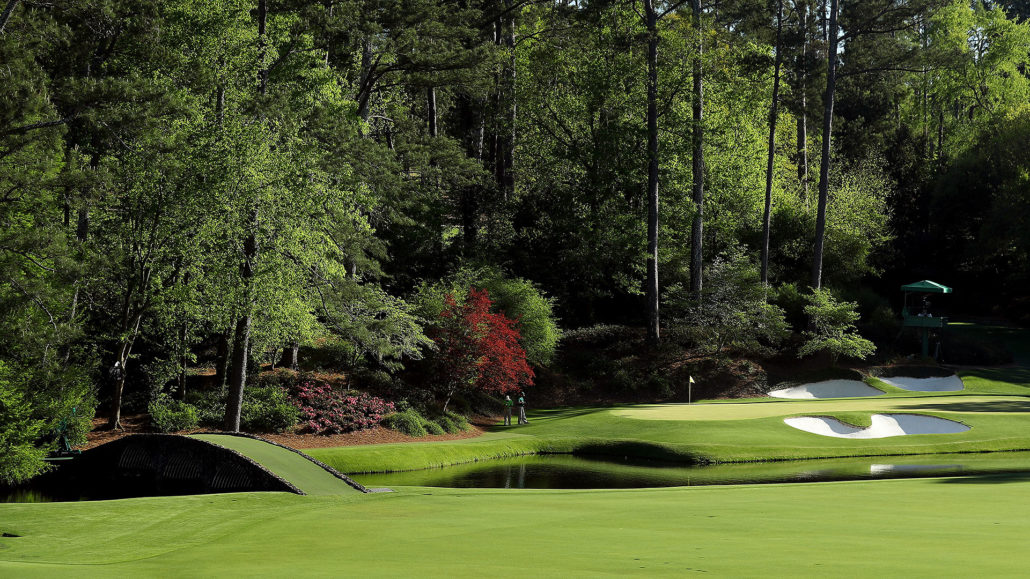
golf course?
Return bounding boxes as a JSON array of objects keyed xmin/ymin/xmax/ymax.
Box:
[{"xmin": 2, "ymin": 324, "xmax": 1030, "ymax": 576}]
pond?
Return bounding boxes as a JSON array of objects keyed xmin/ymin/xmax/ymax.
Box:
[{"xmin": 350, "ymin": 451, "xmax": 1030, "ymax": 490}]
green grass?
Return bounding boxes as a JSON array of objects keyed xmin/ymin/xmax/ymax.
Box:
[
  {"xmin": 3, "ymin": 478, "xmax": 1030, "ymax": 576},
  {"xmin": 189, "ymin": 434, "xmax": 359, "ymax": 495}
]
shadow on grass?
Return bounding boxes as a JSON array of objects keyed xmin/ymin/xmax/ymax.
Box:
[
  {"xmin": 530, "ymin": 407, "xmax": 609, "ymax": 421},
  {"xmin": 936, "ymin": 472, "xmax": 1030, "ymax": 485},
  {"xmin": 907, "ymin": 399, "xmax": 1030, "ymax": 413},
  {"xmin": 960, "ymin": 367, "xmax": 1030, "ymax": 388}
]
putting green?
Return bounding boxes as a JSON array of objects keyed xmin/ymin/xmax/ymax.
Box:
[
  {"xmin": 189, "ymin": 434, "xmax": 360, "ymax": 495},
  {"xmin": 611, "ymin": 395, "xmax": 1030, "ymax": 421},
  {"xmin": 3, "ymin": 477, "xmax": 1030, "ymax": 576}
]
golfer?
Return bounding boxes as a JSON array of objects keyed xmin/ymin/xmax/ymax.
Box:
[
  {"xmin": 517, "ymin": 392, "xmax": 528, "ymax": 424},
  {"xmin": 503, "ymin": 395, "xmax": 513, "ymax": 425}
]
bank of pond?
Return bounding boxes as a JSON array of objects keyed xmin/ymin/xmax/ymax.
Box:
[{"xmin": 8, "ymin": 448, "xmax": 1030, "ymax": 501}]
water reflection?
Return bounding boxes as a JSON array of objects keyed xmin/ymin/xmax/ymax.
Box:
[{"xmin": 352, "ymin": 452, "xmax": 1030, "ymax": 490}]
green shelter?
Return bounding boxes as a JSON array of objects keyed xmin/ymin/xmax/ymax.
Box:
[{"xmin": 901, "ymin": 280, "xmax": 952, "ymax": 357}]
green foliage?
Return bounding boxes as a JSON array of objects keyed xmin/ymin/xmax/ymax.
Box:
[
  {"xmin": 381, "ymin": 409, "xmax": 429, "ymax": 437},
  {"xmin": 670, "ymin": 251, "xmax": 789, "ymax": 356},
  {"xmin": 414, "ymin": 267, "xmax": 560, "ymax": 366},
  {"xmin": 148, "ymin": 393, "xmax": 200, "ymax": 433},
  {"xmin": 241, "ymin": 386, "xmax": 300, "ymax": 433},
  {"xmin": 799, "ymin": 289, "xmax": 876, "ymax": 365},
  {"xmin": 380, "ymin": 406, "xmax": 468, "ymax": 438},
  {"xmin": 0, "ymin": 361, "xmax": 48, "ymax": 484}
]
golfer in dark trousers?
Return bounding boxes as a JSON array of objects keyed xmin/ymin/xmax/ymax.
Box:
[{"xmin": 517, "ymin": 392, "xmax": 528, "ymax": 424}]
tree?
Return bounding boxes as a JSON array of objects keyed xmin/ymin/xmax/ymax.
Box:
[
  {"xmin": 799, "ymin": 288, "xmax": 875, "ymax": 365},
  {"xmin": 430, "ymin": 289, "xmax": 533, "ymax": 412}
]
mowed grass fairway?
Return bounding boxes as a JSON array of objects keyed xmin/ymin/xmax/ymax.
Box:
[{"xmin": 3, "ymin": 477, "xmax": 1030, "ymax": 577}]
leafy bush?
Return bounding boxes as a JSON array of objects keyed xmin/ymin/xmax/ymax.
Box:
[
  {"xmin": 241, "ymin": 386, "xmax": 299, "ymax": 432},
  {"xmin": 381, "ymin": 408, "xmax": 428, "ymax": 437},
  {"xmin": 436, "ymin": 411, "xmax": 471, "ymax": 434},
  {"xmin": 414, "ymin": 267, "xmax": 561, "ymax": 366},
  {"xmin": 291, "ymin": 381, "xmax": 395, "ymax": 435},
  {"xmin": 800, "ymin": 289, "xmax": 876, "ymax": 365},
  {"xmin": 148, "ymin": 393, "xmax": 199, "ymax": 432}
]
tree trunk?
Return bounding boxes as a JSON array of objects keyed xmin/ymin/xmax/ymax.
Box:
[
  {"xmin": 427, "ymin": 86, "xmax": 437, "ymax": 138},
  {"xmin": 357, "ymin": 37, "xmax": 373, "ymax": 125},
  {"xmin": 280, "ymin": 341, "xmax": 299, "ymax": 371},
  {"xmin": 459, "ymin": 96, "xmax": 485, "ymax": 251},
  {"xmin": 797, "ymin": 1, "xmax": 809, "ymax": 203},
  {"xmin": 761, "ymin": 0, "xmax": 784, "ymax": 285},
  {"xmin": 0, "ymin": 0, "xmax": 20, "ymax": 34},
  {"xmin": 498, "ymin": 1, "xmax": 516, "ymax": 202},
  {"xmin": 810, "ymin": 0, "xmax": 838, "ymax": 291},
  {"xmin": 176, "ymin": 322, "xmax": 189, "ymax": 399},
  {"xmin": 645, "ymin": 0, "xmax": 660, "ymax": 345},
  {"xmin": 214, "ymin": 327, "xmax": 232, "ymax": 389},
  {"xmin": 689, "ymin": 0, "xmax": 705, "ymax": 300},
  {"xmin": 224, "ymin": 208, "xmax": 259, "ymax": 432},
  {"xmin": 257, "ymin": 0, "xmax": 268, "ymax": 96},
  {"xmin": 223, "ymin": 313, "xmax": 252, "ymax": 432}
]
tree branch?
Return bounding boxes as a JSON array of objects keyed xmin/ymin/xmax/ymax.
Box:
[{"xmin": 0, "ymin": 0, "xmax": 21, "ymax": 34}]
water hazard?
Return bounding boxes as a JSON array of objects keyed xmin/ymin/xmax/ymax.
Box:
[{"xmin": 350, "ymin": 451, "xmax": 1030, "ymax": 489}]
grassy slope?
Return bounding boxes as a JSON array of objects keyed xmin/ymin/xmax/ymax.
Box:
[
  {"xmin": 3, "ymin": 478, "xmax": 1030, "ymax": 577},
  {"xmin": 189, "ymin": 434, "xmax": 359, "ymax": 495}
]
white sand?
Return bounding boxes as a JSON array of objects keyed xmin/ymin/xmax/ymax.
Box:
[
  {"xmin": 878, "ymin": 375, "xmax": 965, "ymax": 392},
  {"xmin": 784, "ymin": 414, "xmax": 970, "ymax": 439},
  {"xmin": 768, "ymin": 379, "xmax": 884, "ymax": 399}
]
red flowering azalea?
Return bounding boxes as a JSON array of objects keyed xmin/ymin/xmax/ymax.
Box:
[{"xmin": 433, "ymin": 288, "xmax": 534, "ymax": 411}]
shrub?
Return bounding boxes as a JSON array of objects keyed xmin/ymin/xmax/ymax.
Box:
[
  {"xmin": 437, "ymin": 411, "xmax": 471, "ymax": 434},
  {"xmin": 381, "ymin": 408, "xmax": 428, "ymax": 437},
  {"xmin": 148, "ymin": 393, "xmax": 199, "ymax": 433},
  {"xmin": 800, "ymin": 289, "xmax": 876, "ymax": 365},
  {"xmin": 291, "ymin": 381, "xmax": 395, "ymax": 435},
  {"xmin": 241, "ymin": 386, "xmax": 299, "ymax": 432}
]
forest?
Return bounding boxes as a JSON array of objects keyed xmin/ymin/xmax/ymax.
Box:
[{"xmin": 1, "ymin": 0, "xmax": 1028, "ymax": 483}]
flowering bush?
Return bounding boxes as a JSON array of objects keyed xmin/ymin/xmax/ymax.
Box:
[
  {"xmin": 290, "ymin": 381, "xmax": 395, "ymax": 435},
  {"xmin": 432, "ymin": 288, "xmax": 534, "ymax": 410}
]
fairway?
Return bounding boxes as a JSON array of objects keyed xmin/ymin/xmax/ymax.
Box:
[
  {"xmin": 3, "ymin": 477, "xmax": 1030, "ymax": 576},
  {"xmin": 189, "ymin": 434, "xmax": 361, "ymax": 495}
]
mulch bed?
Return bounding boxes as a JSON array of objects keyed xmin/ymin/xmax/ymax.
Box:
[{"xmin": 83, "ymin": 414, "xmax": 496, "ymax": 451}]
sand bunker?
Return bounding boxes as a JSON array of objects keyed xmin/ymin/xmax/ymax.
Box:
[
  {"xmin": 768, "ymin": 380, "xmax": 884, "ymax": 399},
  {"xmin": 877, "ymin": 375, "xmax": 964, "ymax": 392},
  {"xmin": 784, "ymin": 414, "xmax": 969, "ymax": 439}
]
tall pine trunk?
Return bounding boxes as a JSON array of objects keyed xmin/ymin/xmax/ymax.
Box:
[
  {"xmin": 645, "ymin": 0, "xmax": 660, "ymax": 345},
  {"xmin": 689, "ymin": 0, "xmax": 705, "ymax": 300},
  {"xmin": 761, "ymin": 0, "xmax": 784, "ymax": 285},
  {"xmin": 797, "ymin": 1, "xmax": 809, "ymax": 203},
  {"xmin": 224, "ymin": 209, "xmax": 258, "ymax": 432},
  {"xmin": 811, "ymin": 0, "xmax": 838, "ymax": 291},
  {"xmin": 225, "ymin": 2, "xmax": 267, "ymax": 432},
  {"xmin": 427, "ymin": 86, "xmax": 437, "ymax": 138}
]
